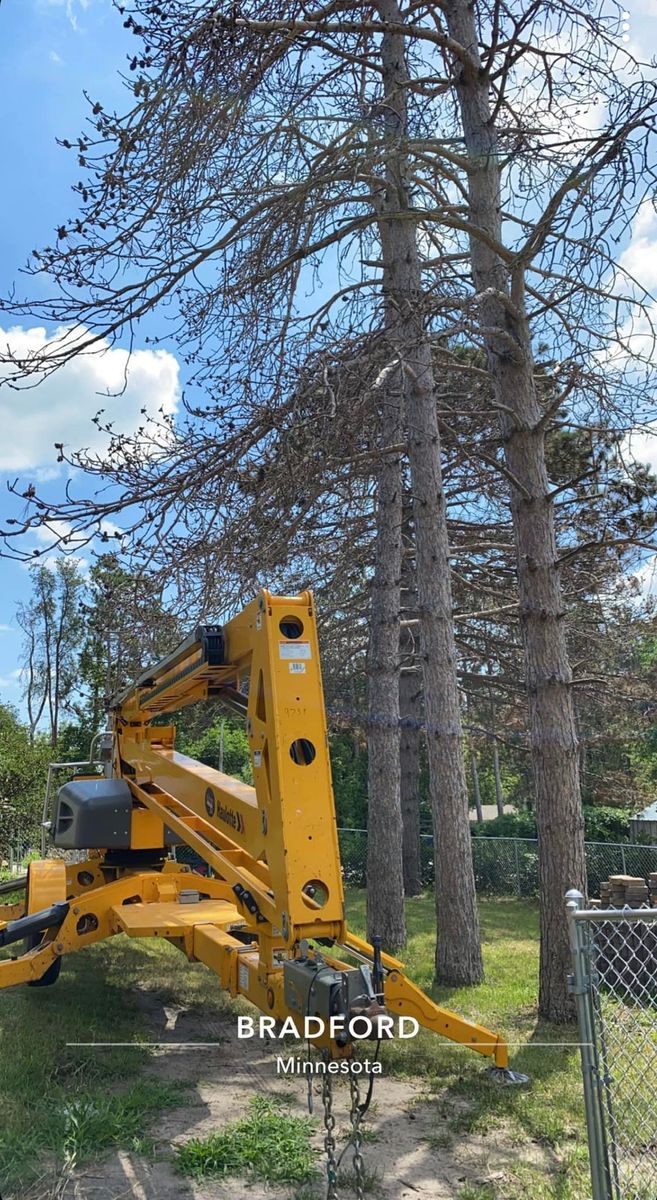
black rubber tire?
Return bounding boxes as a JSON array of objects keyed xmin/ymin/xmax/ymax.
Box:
[{"xmin": 25, "ymin": 933, "xmax": 62, "ymax": 987}]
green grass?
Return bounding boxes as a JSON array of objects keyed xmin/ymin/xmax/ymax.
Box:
[
  {"xmin": 0, "ymin": 939, "xmax": 189, "ymax": 1193},
  {"xmin": 336, "ymin": 1163, "xmax": 382, "ymax": 1194},
  {"xmin": 342, "ymin": 1125, "xmax": 381, "ymax": 1144},
  {"xmin": 346, "ymin": 891, "xmax": 590, "ymax": 1198},
  {"xmin": 175, "ymin": 1095, "xmax": 318, "ymax": 1184},
  {"xmin": 0, "ymin": 892, "xmax": 593, "ymax": 1200},
  {"xmin": 0, "ymin": 868, "xmax": 26, "ymax": 904}
]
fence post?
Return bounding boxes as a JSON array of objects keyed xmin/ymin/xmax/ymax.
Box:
[
  {"xmin": 620, "ymin": 844, "xmax": 627, "ymax": 874},
  {"xmin": 514, "ymin": 838, "xmax": 521, "ymax": 896},
  {"xmin": 566, "ymin": 890, "xmax": 611, "ymax": 1200}
]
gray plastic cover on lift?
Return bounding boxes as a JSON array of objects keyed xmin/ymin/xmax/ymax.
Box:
[{"xmin": 53, "ymin": 778, "xmax": 133, "ymax": 849}]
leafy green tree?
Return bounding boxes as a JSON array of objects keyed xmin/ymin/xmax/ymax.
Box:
[
  {"xmin": 472, "ymin": 806, "xmax": 634, "ymax": 845},
  {"xmin": 17, "ymin": 560, "xmax": 85, "ymax": 747},
  {"xmin": 0, "ymin": 705, "xmax": 50, "ymax": 860},
  {"xmin": 75, "ymin": 554, "xmax": 180, "ymax": 738},
  {"xmin": 178, "ymin": 716, "xmax": 252, "ymax": 783},
  {"xmin": 328, "ymin": 732, "xmax": 368, "ymax": 829}
]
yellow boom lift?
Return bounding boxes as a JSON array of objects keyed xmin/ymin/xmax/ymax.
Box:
[{"xmin": 0, "ymin": 591, "xmax": 523, "ymax": 1187}]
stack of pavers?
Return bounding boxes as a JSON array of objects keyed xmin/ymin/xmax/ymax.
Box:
[
  {"xmin": 599, "ymin": 875, "xmax": 649, "ymax": 907},
  {"xmin": 596, "ymin": 875, "xmax": 655, "ymax": 994}
]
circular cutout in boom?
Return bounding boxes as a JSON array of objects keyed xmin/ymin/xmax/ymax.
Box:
[
  {"xmin": 290, "ymin": 738, "xmax": 316, "ymax": 765},
  {"xmin": 279, "ymin": 616, "xmax": 304, "ymax": 639},
  {"xmin": 302, "ymin": 880, "xmax": 329, "ymax": 909}
]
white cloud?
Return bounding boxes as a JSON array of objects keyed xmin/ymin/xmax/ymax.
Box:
[
  {"xmin": 612, "ymin": 208, "xmax": 657, "ymax": 513},
  {"xmin": 0, "ymin": 324, "xmax": 180, "ymax": 473},
  {"xmin": 21, "ymin": 550, "xmax": 90, "ymax": 576},
  {"xmin": 19, "ymin": 517, "xmax": 122, "ymax": 574},
  {"xmin": 599, "ymin": 204, "xmax": 657, "ymax": 368},
  {"xmin": 506, "ymin": 29, "xmax": 608, "ymax": 155},
  {"xmin": 626, "ymin": 427, "xmax": 657, "ymax": 473},
  {"xmin": 100, "ymin": 518, "xmax": 123, "ymax": 538},
  {"xmin": 38, "ymin": 0, "xmax": 92, "ymax": 32},
  {"xmin": 631, "ymin": 2, "xmax": 657, "ymax": 21},
  {"xmin": 34, "ymin": 520, "xmax": 87, "ymax": 549},
  {"xmin": 34, "ymin": 466, "xmax": 64, "ymax": 483},
  {"xmin": 611, "ymin": 308, "xmax": 657, "ymax": 364},
  {"xmin": 49, "ymin": 50, "xmax": 63, "ymax": 65},
  {"xmin": 631, "ymin": 553, "xmax": 657, "ymax": 598},
  {"xmin": 0, "ymin": 669, "xmax": 23, "ymax": 690},
  {"xmin": 619, "ymin": 200, "xmax": 657, "ymax": 295},
  {"xmin": 21, "ymin": 522, "xmax": 90, "ymax": 574}
]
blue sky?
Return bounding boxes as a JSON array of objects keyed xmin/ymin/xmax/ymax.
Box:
[
  {"xmin": 0, "ymin": 0, "xmax": 180, "ymax": 708},
  {"xmin": 0, "ymin": 0, "xmax": 657, "ymax": 716}
]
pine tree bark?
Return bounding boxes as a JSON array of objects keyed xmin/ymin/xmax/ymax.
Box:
[
  {"xmin": 470, "ymin": 748, "xmax": 484, "ymax": 823},
  {"xmin": 492, "ymin": 741, "xmax": 505, "ymax": 819},
  {"xmin": 400, "ymin": 659, "xmax": 423, "ymax": 896},
  {"xmin": 400, "ymin": 514, "xmax": 423, "ymax": 896},
  {"xmin": 366, "ymin": 363, "xmax": 406, "ymax": 952},
  {"xmin": 443, "ymin": 0, "xmax": 587, "ymax": 1018},
  {"xmin": 376, "ymin": 0, "xmax": 483, "ymax": 984}
]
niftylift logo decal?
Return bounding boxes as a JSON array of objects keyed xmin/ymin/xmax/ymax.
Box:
[
  {"xmin": 204, "ymin": 787, "xmax": 216, "ymax": 818},
  {"xmin": 205, "ymin": 789, "xmax": 244, "ymax": 833},
  {"xmin": 218, "ymin": 801, "xmax": 245, "ymax": 835}
]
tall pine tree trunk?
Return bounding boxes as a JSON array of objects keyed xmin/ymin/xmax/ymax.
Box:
[
  {"xmin": 400, "ymin": 655, "xmax": 423, "ymax": 896},
  {"xmin": 492, "ymin": 741, "xmax": 505, "ymax": 819},
  {"xmin": 376, "ymin": 0, "xmax": 483, "ymax": 984},
  {"xmin": 400, "ymin": 514, "xmax": 422, "ymax": 896},
  {"xmin": 443, "ymin": 0, "xmax": 586, "ymax": 1018},
  {"xmin": 366, "ymin": 363, "xmax": 406, "ymax": 951},
  {"xmin": 470, "ymin": 747, "xmax": 484, "ymax": 823}
]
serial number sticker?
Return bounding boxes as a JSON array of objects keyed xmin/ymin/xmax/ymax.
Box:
[
  {"xmin": 238, "ymin": 962, "xmax": 249, "ymax": 991},
  {"xmin": 279, "ymin": 641, "xmax": 312, "ymax": 660},
  {"xmin": 289, "ymin": 662, "xmax": 306, "ymax": 674}
]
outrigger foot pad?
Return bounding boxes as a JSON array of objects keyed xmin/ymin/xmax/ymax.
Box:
[{"xmin": 487, "ymin": 1067, "xmax": 530, "ymax": 1086}]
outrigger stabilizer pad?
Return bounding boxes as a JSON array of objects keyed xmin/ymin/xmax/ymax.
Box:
[{"xmin": 487, "ymin": 1066, "xmax": 530, "ymax": 1086}]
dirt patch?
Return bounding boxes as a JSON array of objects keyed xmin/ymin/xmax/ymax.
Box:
[{"xmin": 60, "ymin": 988, "xmax": 554, "ymax": 1200}]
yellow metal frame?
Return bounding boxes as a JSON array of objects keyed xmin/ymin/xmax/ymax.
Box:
[{"xmin": 0, "ymin": 589, "xmax": 509, "ymax": 1070}]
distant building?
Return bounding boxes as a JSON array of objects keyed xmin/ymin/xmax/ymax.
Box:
[{"xmin": 630, "ymin": 802, "xmax": 657, "ymax": 843}]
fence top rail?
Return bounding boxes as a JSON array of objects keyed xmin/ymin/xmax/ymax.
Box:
[
  {"xmin": 583, "ymin": 839, "xmax": 657, "ymax": 851},
  {"xmin": 470, "ymin": 835, "xmax": 538, "ymax": 845},
  {"xmin": 571, "ymin": 906, "xmax": 657, "ymax": 923},
  {"xmin": 337, "ymin": 828, "xmax": 542, "ymax": 844},
  {"xmin": 468, "ymin": 837, "xmax": 657, "ymax": 851},
  {"xmin": 337, "ymin": 829, "xmax": 657, "ymax": 854}
]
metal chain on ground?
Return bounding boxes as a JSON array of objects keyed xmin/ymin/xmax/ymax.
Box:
[
  {"xmin": 321, "ymin": 1052, "xmax": 339, "ymax": 1200},
  {"xmin": 349, "ymin": 1073, "xmax": 366, "ymax": 1200}
]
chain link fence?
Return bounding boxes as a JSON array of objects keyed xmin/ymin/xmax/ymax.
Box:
[
  {"xmin": 338, "ymin": 829, "xmax": 657, "ymax": 897},
  {"xmin": 567, "ymin": 892, "xmax": 657, "ymax": 1199},
  {"xmin": 0, "ymin": 845, "xmax": 31, "ymax": 876}
]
